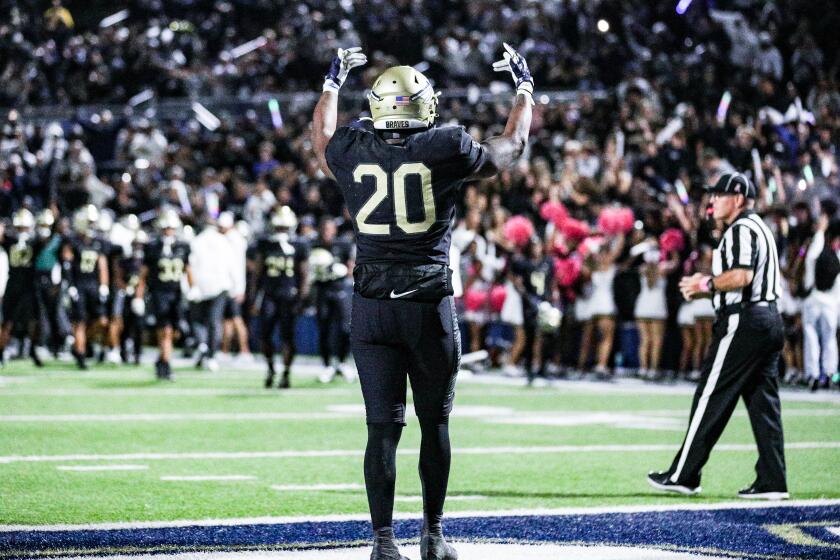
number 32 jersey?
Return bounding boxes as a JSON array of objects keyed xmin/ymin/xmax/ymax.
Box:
[
  {"xmin": 325, "ymin": 120, "xmax": 487, "ymax": 300},
  {"xmin": 143, "ymin": 239, "xmax": 190, "ymax": 293}
]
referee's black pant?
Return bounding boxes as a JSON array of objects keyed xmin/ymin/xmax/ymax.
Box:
[{"xmin": 667, "ymin": 304, "xmax": 787, "ymax": 491}]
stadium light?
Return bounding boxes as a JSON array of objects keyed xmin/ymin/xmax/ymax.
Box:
[
  {"xmin": 597, "ymin": 19, "xmax": 610, "ymax": 33},
  {"xmin": 676, "ymin": 0, "xmax": 693, "ymax": 15}
]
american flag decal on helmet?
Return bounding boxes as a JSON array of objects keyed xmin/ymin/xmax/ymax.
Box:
[{"xmin": 394, "ymin": 96, "xmax": 411, "ymax": 106}]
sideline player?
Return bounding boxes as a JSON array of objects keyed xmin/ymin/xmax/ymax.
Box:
[
  {"xmin": 134, "ymin": 209, "xmax": 193, "ymax": 380},
  {"xmin": 250, "ymin": 206, "xmax": 309, "ymax": 388},
  {"xmin": 313, "ymin": 44, "xmax": 533, "ymax": 559},
  {"xmin": 648, "ymin": 173, "xmax": 788, "ymax": 500},
  {"xmin": 0, "ymin": 209, "xmax": 44, "ymax": 366},
  {"xmin": 62, "ymin": 205, "xmax": 110, "ymax": 370}
]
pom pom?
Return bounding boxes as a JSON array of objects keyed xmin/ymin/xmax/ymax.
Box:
[
  {"xmin": 579, "ymin": 235, "xmax": 605, "ymax": 258},
  {"xmin": 539, "ymin": 201, "xmax": 569, "ymax": 228},
  {"xmin": 464, "ymin": 289, "xmax": 488, "ymax": 312},
  {"xmin": 597, "ymin": 206, "xmax": 635, "ymax": 235},
  {"xmin": 554, "ymin": 256, "xmax": 582, "ymax": 287},
  {"xmin": 660, "ymin": 227, "xmax": 686, "ymax": 254},
  {"xmin": 503, "ymin": 215, "xmax": 535, "ymax": 248},
  {"xmin": 489, "ymin": 284, "xmax": 507, "ymax": 312},
  {"xmin": 560, "ymin": 218, "xmax": 590, "ymax": 241}
]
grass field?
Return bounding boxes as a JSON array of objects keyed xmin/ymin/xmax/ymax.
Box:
[{"xmin": 2, "ymin": 355, "xmax": 839, "ymax": 529}]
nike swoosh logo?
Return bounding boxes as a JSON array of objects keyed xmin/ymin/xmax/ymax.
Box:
[{"xmin": 389, "ymin": 289, "xmax": 418, "ymax": 299}]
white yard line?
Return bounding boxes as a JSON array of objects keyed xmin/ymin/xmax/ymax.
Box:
[
  {"xmin": 0, "ymin": 412, "xmax": 353, "ymax": 422},
  {"xmin": 270, "ymin": 483, "xmax": 364, "ymax": 491},
  {"xmin": 1, "ymin": 441, "xmax": 837, "ymax": 465},
  {"xmin": 160, "ymin": 475, "xmax": 256, "ymax": 482},
  {"xmin": 1, "ymin": 408, "xmax": 836, "ymax": 424},
  {"xmin": 394, "ymin": 495, "xmax": 486, "ymax": 503},
  {"xmin": 56, "ymin": 465, "xmax": 149, "ymax": 472},
  {"xmin": 2, "ymin": 499, "xmax": 838, "ymax": 532}
]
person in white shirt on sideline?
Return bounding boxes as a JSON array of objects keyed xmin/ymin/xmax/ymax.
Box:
[
  {"xmin": 218, "ymin": 212, "xmax": 251, "ymax": 358},
  {"xmin": 189, "ymin": 216, "xmax": 238, "ymax": 371},
  {"xmin": 801, "ymin": 211, "xmax": 840, "ymax": 391}
]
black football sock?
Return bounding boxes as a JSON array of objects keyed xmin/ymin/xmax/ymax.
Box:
[
  {"xmin": 418, "ymin": 417, "xmax": 451, "ymax": 536},
  {"xmin": 364, "ymin": 422, "xmax": 403, "ymax": 531}
]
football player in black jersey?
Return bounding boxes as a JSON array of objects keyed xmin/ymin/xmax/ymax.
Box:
[
  {"xmin": 118, "ymin": 229, "xmax": 147, "ymax": 365},
  {"xmin": 312, "ymin": 216, "xmax": 355, "ymax": 383},
  {"xmin": 0, "ymin": 209, "xmax": 45, "ymax": 366},
  {"xmin": 313, "ymin": 44, "xmax": 533, "ymax": 560},
  {"xmin": 250, "ymin": 206, "xmax": 310, "ymax": 389},
  {"xmin": 510, "ymin": 239, "xmax": 557, "ymax": 383},
  {"xmin": 133, "ymin": 209, "xmax": 193, "ymax": 380},
  {"xmin": 61, "ymin": 205, "xmax": 111, "ymax": 370}
]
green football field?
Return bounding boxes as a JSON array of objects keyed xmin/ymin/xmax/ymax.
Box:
[{"xmin": 1, "ymin": 356, "xmax": 839, "ymax": 527}]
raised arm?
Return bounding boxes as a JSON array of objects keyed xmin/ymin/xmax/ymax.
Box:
[
  {"xmin": 470, "ymin": 43, "xmax": 534, "ymax": 180},
  {"xmin": 312, "ymin": 47, "xmax": 367, "ymax": 181}
]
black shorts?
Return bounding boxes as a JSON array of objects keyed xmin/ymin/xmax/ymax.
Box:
[
  {"xmin": 2, "ymin": 286, "xmax": 35, "ymax": 325},
  {"xmin": 224, "ymin": 296, "xmax": 243, "ymax": 319},
  {"xmin": 351, "ymin": 294, "xmax": 461, "ymax": 425},
  {"xmin": 151, "ymin": 290, "xmax": 182, "ymax": 328},
  {"xmin": 260, "ymin": 294, "xmax": 298, "ymax": 344},
  {"xmin": 70, "ymin": 284, "xmax": 105, "ymax": 324}
]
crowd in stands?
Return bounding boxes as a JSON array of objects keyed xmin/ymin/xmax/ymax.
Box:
[{"xmin": 0, "ymin": 0, "xmax": 838, "ymax": 388}]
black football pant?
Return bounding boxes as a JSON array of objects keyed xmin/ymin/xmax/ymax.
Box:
[
  {"xmin": 260, "ymin": 294, "xmax": 298, "ymax": 366},
  {"xmin": 317, "ymin": 287, "xmax": 351, "ymax": 366},
  {"xmin": 667, "ymin": 306, "xmax": 787, "ymax": 491},
  {"xmin": 352, "ymin": 294, "xmax": 460, "ymax": 534},
  {"xmin": 35, "ymin": 273, "xmax": 66, "ymax": 350}
]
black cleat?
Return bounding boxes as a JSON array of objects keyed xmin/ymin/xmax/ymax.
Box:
[
  {"xmin": 154, "ymin": 360, "xmax": 164, "ymax": 379},
  {"xmin": 278, "ymin": 369, "xmax": 290, "ymax": 389},
  {"xmin": 73, "ymin": 350, "xmax": 88, "ymax": 370},
  {"xmin": 162, "ymin": 361, "xmax": 173, "ymax": 381},
  {"xmin": 370, "ymin": 528, "xmax": 409, "ymax": 560},
  {"xmin": 265, "ymin": 361, "xmax": 276, "ymax": 388},
  {"xmin": 646, "ymin": 471, "xmax": 701, "ymax": 496},
  {"xmin": 737, "ymin": 482, "xmax": 789, "ymax": 500},
  {"xmin": 421, "ymin": 533, "xmax": 458, "ymax": 560},
  {"xmin": 30, "ymin": 347, "xmax": 44, "ymax": 368}
]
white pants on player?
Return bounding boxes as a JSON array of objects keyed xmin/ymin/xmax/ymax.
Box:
[{"xmin": 802, "ymin": 291, "xmax": 839, "ymax": 380}]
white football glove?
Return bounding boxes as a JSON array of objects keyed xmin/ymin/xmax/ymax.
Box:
[
  {"xmin": 323, "ymin": 47, "xmax": 368, "ymax": 92},
  {"xmin": 98, "ymin": 284, "xmax": 110, "ymax": 301},
  {"xmin": 492, "ymin": 42, "xmax": 534, "ymax": 98},
  {"xmin": 187, "ymin": 285, "xmax": 201, "ymax": 302},
  {"xmin": 131, "ymin": 297, "xmax": 145, "ymax": 316}
]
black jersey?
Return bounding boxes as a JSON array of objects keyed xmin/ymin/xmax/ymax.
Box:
[
  {"xmin": 143, "ymin": 239, "xmax": 190, "ymax": 293},
  {"xmin": 325, "ymin": 120, "xmax": 487, "ymax": 301},
  {"xmin": 65, "ymin": 235, "xmax": 108, "ymax": 287},
  {"xmin": 120, "ymin": 254, "xmax": 144, "ymax": 297},
  {"xmin": 3, "ymin": 234, "xmax": 41, "ymax": 290},
  {"xmin": 512, "ymin": 256, "xmax": 555, "ymax": 301},
  {"xmin": 254, "ymin": 235, "xmax": 310, "ymax": 298}
]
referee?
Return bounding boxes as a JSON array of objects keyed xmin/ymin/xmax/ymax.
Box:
[{"xmin": 648, "ymin": 172, "xmax": 788, "ymax": 500}]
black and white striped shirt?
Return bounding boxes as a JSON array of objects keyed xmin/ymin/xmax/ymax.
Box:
[{"xmin": 711, "ymin": 210, "xmax": 781, "ymax": 311}]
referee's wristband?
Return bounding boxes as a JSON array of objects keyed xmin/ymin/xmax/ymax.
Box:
[{"xmin": 700, "ymin": 276, "xmax": 715, "ymax": 293}]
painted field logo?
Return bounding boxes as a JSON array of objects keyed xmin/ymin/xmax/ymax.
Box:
[{"xmin": 3, "ymin": 503, "xmax": 840, "ymax": 560}]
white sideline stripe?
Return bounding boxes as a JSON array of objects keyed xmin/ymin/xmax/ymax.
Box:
[
  {"xmin": 672, "ymin": 313, "xmax": 739, "ymax": 483},
  {"xmin": 828, "ymin": 526, "xmax": 840, "ymax": 537},
  {"xmin": 0, "ymin": 412, "xmax": 353, "ymax": 422},
  {"xmin": 0, "ymin": 408, "xmax": 837, "ymax": 423},
  {"xmin": 56, "ymin": 465, "xmax": 149, "ymax": 472},
  {"xmin": 160, "ymin": 475, "xmax": 256, "ymax": 482},
  {"xmin": 2, "ymin": 499, "xmax": 838, "ymax": 533},
  {"xmin": 270, "ymin": 483, "xmax": 363, "ymax": 491},
  {"xmin": 394, "ymin": 495, "xmax": 486, "ymax": 503},
  {"xmin": 1, "ymin": 441, "xmax": 838, "ymax": 464}
]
